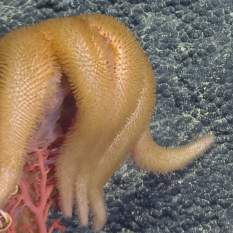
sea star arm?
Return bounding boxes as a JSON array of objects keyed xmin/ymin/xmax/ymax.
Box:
[
  {"xmin": 64, "ymin": 14, "xmax": 147, "ymax": 228},
  {"xmin": 0, "ymin": 24, "xmax": 61, "ymax": 207},
  {"xmin": 59, "ymin": 14, "xmax": 156, "ymax": 230},
  {"xmin": 38, "ymin": 16, "xmax": 117, "ymax": 218},
  {"xmin": 131, "ymin": 128, "xmax": 215, "ymax": 174},
  {"xmin": 87, "ymin": 47, "xmax": 156, "ymax": 231}
]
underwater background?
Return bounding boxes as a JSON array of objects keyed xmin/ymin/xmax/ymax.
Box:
[{"xmin": 0, "ymin": 0, "xmax": 233, "ymax": 232}]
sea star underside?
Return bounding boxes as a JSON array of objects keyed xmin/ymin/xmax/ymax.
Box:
[{"xmin": 0, "ymin": 14, "xmax": 214, "ymax": 231}]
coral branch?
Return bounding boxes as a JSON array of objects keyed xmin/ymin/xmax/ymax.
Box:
[{"xmin": 2, "ymin": 148, "xmax": 65, "ymax": 233}]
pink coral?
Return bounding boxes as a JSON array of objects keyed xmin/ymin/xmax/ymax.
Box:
[{"xmin": 3, "ymin": 148, "xmax": 65, "ymax": 233}]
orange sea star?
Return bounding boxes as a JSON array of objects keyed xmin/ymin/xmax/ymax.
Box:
[{"xmin": 0, "ymin": 14, "xmax": 214, "ymax": 231}]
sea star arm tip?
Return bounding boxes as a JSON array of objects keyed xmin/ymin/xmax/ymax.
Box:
[{"xmin": 131, "ymin": 129, "xmax": 215, "ymax": 174}]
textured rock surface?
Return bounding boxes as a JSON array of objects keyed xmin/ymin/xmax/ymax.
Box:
[{"xmin": 1, "ymin": 0, "xmax": 233, "ymax": 232}]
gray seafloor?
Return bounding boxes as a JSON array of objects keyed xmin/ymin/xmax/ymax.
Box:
[{"xmin": 1, "ymin": 0, "xmax": 233, "ymax": 232}]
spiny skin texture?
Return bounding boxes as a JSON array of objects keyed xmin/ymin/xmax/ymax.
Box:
[
  {"xmin": 0, "ymin": 14, "xmax": 214, "ymax": 231},
  {"xmin": 0, "ymin": 25, "xmax": 61, "ymax": 208}
]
